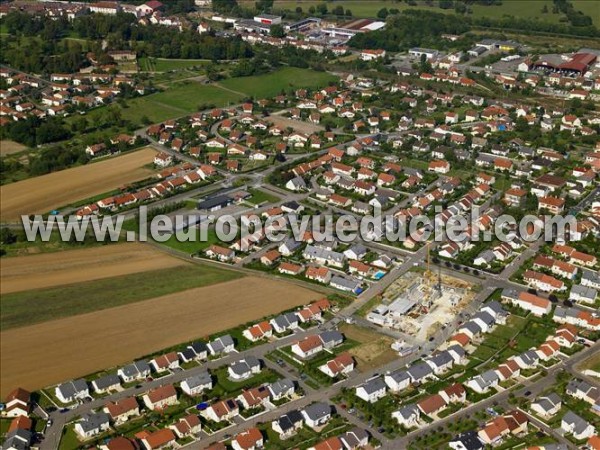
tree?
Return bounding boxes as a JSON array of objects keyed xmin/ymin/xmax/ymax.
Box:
[
  {"xmin": 332, "ymin": 5, "xmax": 344, "ymax": 15},
  {"xmin": 270, "ymin": 24, "xmax": 285, "ymax": 38},
  {"xmin": 345, "ymin": 9, "xmax": 352, "ymax": 16},
  {"xmin": 541, "ymin": 4, "xmax": 548, "ymax": 13},
  {"xmin": 377, "ymin": 8, "xmax": 389, "ymax": 19},
  {"xmin": 316, "ymin": 3, "xmax": 328, "ymax": 15},
  {"xmin": 0, "ymin": 228, "xmax": 17, "ymax": 245}
]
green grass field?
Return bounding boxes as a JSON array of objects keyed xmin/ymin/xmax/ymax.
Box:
[
  {"xmin": 139, "ymin": 57, "xmax": 211, "ymax": 72},
  {"xmin": 118, "ymin": 83, "xmax": 244, "ymax": 124},
  {"xmin": 1, "ymin": 265, "xmax": 241, "ymax": 330},
  {"xmin": 219, "ymin": 67, "xmax": 338, "ymax": 99},
  {"xmin": 244, "ymin": 0, "xmax": 599, "ymax": 24}
]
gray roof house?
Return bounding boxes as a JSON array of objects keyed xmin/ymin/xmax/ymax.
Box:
[
  {"xmin": 561, "ymin": 410, "xmax": 595, "ymax": 439},
  {"xmin": 385, "ymin": 370, "xmax": 411, "ymax": 392},
  {"xmin": 356, "ymin": 377, "xmax": 387, "ymax": 403},
  {"xmin": 301, "ymin": 402, "xmax": 331, "ymax": 428},
  {"xmin": 228, "ymin": 356, "xmax": 260, "ymax": 380},
  {"xmin": 318, "ymin": 330, "xmax": 344, "ymax": 349},
  {"xmin": 74, "ymin": 412, "xmax": 110, "ymax": 438},
  {"xmin": 340, "ymin": 428, "xmax": 369, "ymax": 449},
  {"xmin": 268, "ymin": 378, "xmax": 295, "ymax": 400},
  {"xmin": 55, "ymin": 379, "xmax": 89, "ymax": 404},
  {"xmin": 569, "ymin": 284, "xmax": 597, "ymax": 304},
  {"xmin": 466, "ymin": 370, "xmax": 499, "ymax": 393},
  {"xmin": 581, "ymin": 268, "xmax": 600, "ymax": 289},
  {"xmin": 188, "ymin": 342, "xmax": 209, "ymax": 359},
  {"xmin": 2, "ymin": 429, "xmax": 32, "ymax": 450},
  {"xmin": 272, "ymin": 409, "xmax": 304, "ymax": 437},
  {"xmin": 407, "ymin": 362, "xmax": 435, "ymax": 384},
  {"xmin": 531, "ymin": 393, "xmax": 562, "ymax": 417},
  {"xmin": 91, "ymin": 374, "xmax": 121, "ymax": 393},
  {"xmin": 178, "ymin": 348, "xmax": 197, "ymax": 363},
  {"xmin": 270, "ymin": 312, "xmax": 299, "ymax": 333},
  {"xmin": 118, "ymin": 360, "xmax": 151, "ymax": 382},
  {"xmin": 426, "ymin": 351, "xmax": 454, "ymax": 374},
  {"xmin": 181, "ymin": 371, "xmax": 213, "ymax": 395},
  {"xmin": 208, "ymin": 334, "xmax": 235, "ymax": 355},
  {"xmin": 330, "ymin": 275, "xmax": 361, "ymax": 293}
]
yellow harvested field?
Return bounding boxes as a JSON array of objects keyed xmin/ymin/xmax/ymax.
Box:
[
  {"xmin": 0, "ymin": 140, "xmax": 27, "ymax": 156},
  {"xmin": 0, "ymin": 243, "xmax": 186, "ymax": 294},
  {"xmin": 0, "ymin": 148, "xmax": 157, "ymax": 221},
  {"xmin": 0, "ymin": 277, "xmax": 320, "ymax": 395}
]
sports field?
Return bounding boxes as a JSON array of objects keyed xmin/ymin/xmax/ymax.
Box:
[
  {"xmin": 0, "ymin": 277, "xmax": 320, "ymax": 395},
  {"xmin": 0, "ymin": 243, "xmax": 188, "ymax": 295},
  {"xmin": 0, "ymin": 148, "xmax": 156, "ymax": 221}
]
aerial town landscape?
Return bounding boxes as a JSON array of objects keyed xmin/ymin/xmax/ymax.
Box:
[{"xmin": 0, "ymin": 0, "xmax": 599, "ymax": 449}]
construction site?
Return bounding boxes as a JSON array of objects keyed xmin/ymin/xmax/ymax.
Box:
[{"xmin": 365, "ymin": 267, "xmax": 476, "ymax": 342}]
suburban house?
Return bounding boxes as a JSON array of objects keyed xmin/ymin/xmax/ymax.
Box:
[
  {"xmin": 204, "ymin": 399, "xmax": 239, "ymax": 422},
  {"xmin": 118, "ymin": 360, "xmax": 151, "ymax": 383},
  {"xmin": 268, "ymin": 378, "xmax": 295, "ymax": 401},
  {"xmin": 169, "ymin": 415, "xmax": 201, "ymax": 438},
  {"xmin": 104, "ymin": 397, "xmax": 140, "ymax": 425},
  {"xmin": 4, "ymin": 388, "xmax": 30, "ymax": 417},
  {"xmin": 531, "ymin": 393, "xmax": 562, "ymax": 418},
  {"xmin": 228, "ymin": 356, "xmax": 261, "ymax": 381},
  {"xmin": 91, "ymin": 374, "xmax": 121, "ymax": 394},
  {"xmin": 143, "ymin": 385, "xmax": 178, "ymax": 411},
  {"xmin": 319, "ymin": 353, "xmax": 355, "ymax": 378},
  {"xmin": 55, "ymin": 379, "xmax": 89, "ymax": 404},
  {"xmin": 140, "ymin": 429, "xmax": 176, "ymax": 450},
  {"xmin": 207, "ymin": 335, "xmax": 235, "ymax": 356},
  {"xmin": 272, "ymin": 410, "xmax": 304, "ymax": 439},
  {"xmin": 231, "ymin": 427, "xmax": 264, "ymax": 450},
  {"xmin": 392, "ymin": 404, "xmax": 420, "ymax": 428},
  {"xmin": 180, "ymin": 371, "xmax": 213, "ymax": 396},
  {"xmin": 301, "ymin": 403, "xmax": 331, "ymax": 430},
  {"xmin": 561, "ymin": 411, "xmax": 595, "ymax": 440},
  {"xmin": 74, "ymin": 413, "xmax": 110, "ymax": 439},
  {"xmin": 355, "ymin": 378, "xmax": 387, "ymax": 403},
  {"xmin": 150, "ymin": 352, "xmax": 179, "ymax": 372}
]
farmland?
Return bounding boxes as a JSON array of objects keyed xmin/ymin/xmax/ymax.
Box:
[
  {"xmin": 0, "ymin": 276, "xmax": 320, "ymax": 395},
  {"xmin": 0, "ymin": 148, "xmax": 157, "ymax": 221},
  {"xmin": 1, "ymin": 259, "xmax": 241, "ymax": 330},
  {"xmin": 0, "ymin": 243, "xmax": 188, "ymax": 295}
]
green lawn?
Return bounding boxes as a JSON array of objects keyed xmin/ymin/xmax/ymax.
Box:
[
  {"xmin": 139, "ymin": 57, "xmax": 210, "ymax": 72},
  {"xmin": 1, "ymin": 265, "xmax": 241, "ymax": 330},
  {"xmin": 246, "ymin": 188, "xmax": 281, "ymax": 205},
  {"xmin": 158, "ymin": 228, "xmax": 221, "ymax": 254},
  {"xmin": 219, "ymin": 67, "xmax": 338, "ymax": 99}
]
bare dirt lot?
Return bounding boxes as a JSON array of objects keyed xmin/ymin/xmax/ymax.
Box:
[
  {"xmin": 0, "ymin": 140, "xmax": 27, "ymax": 156},
  {"xmin": 0, "ymin": 243, "xmax": 186, "ymax": 294},
  {"xmin": 0, "ymin": 148, "xmax": 156, "ymax": 221},
  {"xmin": 339, "ymin": 323, "xmax": 397, "ymax": 371},
  {"xmin": 0, "ymin": 277, "xmax": 320, "ymax": 395},
  {"xmin": 268, "ymin": 115, "xmax": 324, "ymax": 134}
]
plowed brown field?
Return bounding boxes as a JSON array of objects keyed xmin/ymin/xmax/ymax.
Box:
[
  {"xmin": 0, "ymin": 277, "xmax": 320, "ymax": 395},
  {"xmin": 0, "ymin": 243, "xmax": 187, "ymax": 294},
  {"xmin": 0, "ymin": 148, "xmax": 156, "ymax": 220}
]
